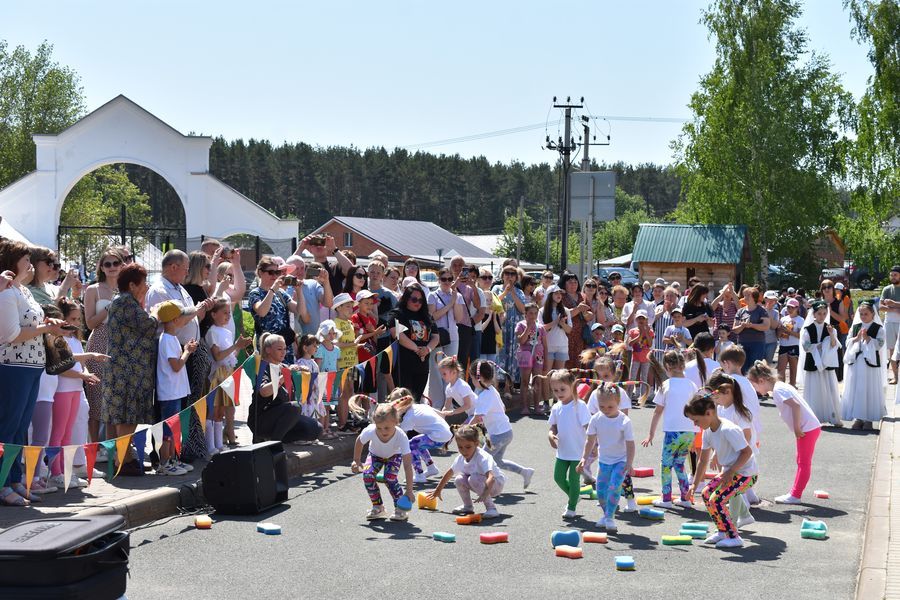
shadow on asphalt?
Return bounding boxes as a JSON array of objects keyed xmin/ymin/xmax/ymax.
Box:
[
  {"xmin": 361, "ymin": 520, "xmax": 426, "ymax": 540},
  {"xmin": 822, "ymin": 426, "xmax": 880, "ymax": 437},
  {"xmin": 783, "ymin": 504, "xmax": 848, "ymax": 519},
  {"xmin": 718, "ymin": 533, "xmax": 787, "ymax": 562}
]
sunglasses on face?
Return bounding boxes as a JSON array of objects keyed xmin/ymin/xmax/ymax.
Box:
[
  {"xmin": 479, "ymin": 275, "xmax": 493, "ymax": 280},
  {"xmin": 102, "ymin": 260, "xmax": 122, "ymax": 269},
  {"xmin": 542, "ymin": 275, "xmax": 553, "ymax": 280},
  {"xmin": 440, "ymin": 277, "xmax": 454, "ymax": 283},
  {"xmin": 405, "ymin": 264, "xmax": 417, "ymax": 270},
  {"xmin": 353, "ymin": 272, "xmax": 366, "ymax": 279},
  {"xmin": 261, "ymin": 269, "xmax": 280, "ymax": 276},
  {"xmin": 45, "ymin": 259, "xmax": 60, "ymax": 269},
  {"xmin": 503, "ymin": 272, "xmax": 516, "ymax": 277},
  {"xmin": 822, "ymin": 284, "xmax": 833, "ymax": 289},
  {"xmin": 408, "ymin": 296, "xmax": 424, "ymax": 305},
  {"xmin": 584, "ymin": 283, "xmax": 597, "ymax": 288}
]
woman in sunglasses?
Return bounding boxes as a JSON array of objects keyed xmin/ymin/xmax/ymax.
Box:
[
  {"xmin": 83, "ymin": 247, "xmax": 126, "ymax": 451},
  {"xmin": 820, "ymin": 279, "xmax": 849, "ymax": 382},
  {"xmin": 426, "ymin": 268, "xmax": 466, "ymax": 406},
  {"xmin": 248, "ymin": 256, "xmax": 307, "ymax": 363},
  {"xmin": 26, "ymin": 247, "xmax": 66, "ymax": 305},
  {"xmin": 388, "ymin": 283, "xmax": 440, "ymax": 401},
  {"xmin": 343, "ymin": 265, "xmax": 369, "ymax": 300}
]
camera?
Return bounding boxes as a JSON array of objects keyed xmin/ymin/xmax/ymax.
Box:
[
  {"xmin": 461, "ymin": 268, "xmax": 469, "ymax": 277},
  {"xmin": 309, "ymin": 235, "xmax": 326, "ymax": 247},
  {"xmin": 221, "ymin": 246, "xmax": 234, "ymax": 260},
  {"xmin": 283, "ymin": 275, "xmax": 298, "ymax": 286}
]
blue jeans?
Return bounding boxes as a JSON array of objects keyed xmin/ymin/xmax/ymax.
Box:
[
  {"xmin": 765, "ymin": 341, "xmax": 778, "ymax": 364},
  {"xmin": 0, "ymin": 365, "xmax": 42, "ymax": 487},
  {"xmin": 472, "ymin": 330, "xmax": 482, "ymax": 361},
  {"xmin": 740, "ymin": 340, "xmax": 766, "ymax": 374}
]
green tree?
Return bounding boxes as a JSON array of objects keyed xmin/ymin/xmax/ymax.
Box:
[
  {"xmin": 0, "ymin": 41, "xmax": 84, "ymax": 189},
  {"xmin": 838, "ymin": 0, "xmax": 900, "ymax": 272},
  {"xmin": 672, "ymin": 0, "xmax": 853, "ymax": 282}
]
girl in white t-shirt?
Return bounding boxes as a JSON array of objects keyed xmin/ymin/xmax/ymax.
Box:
[
  {"xmin": 390, "ymin": 388, "xmax": 452, "ymax": 483},
  {"xmin": 438, "ymin": 355, "xmax": 477, "ymax": 421},
  {"xmin": 684, "ymin": 332, "xmax": 719, "ymax": 474},
  {"xmin": 428, "ymin": 424, "xmax": 506, "ymax": 518},
  {"xmin": 547, "ymin": 370, "xmax": 591, "ymax": 520},
  {"xmin": 641, "ymin": 350, "xmax": 698, "ymax": 509},
  {"xmin": 685, "ymin": 391, "xmax": 758, "ymax": 549},
  {"xmin": 577, "ymin": 386, "xmax": 635, "ymax": 533},
  {"xmin": 350, "ymin": 402, "xmax": 414, "ymax": 522},
  {"xmin": 748, "ymin": 360, "xmax": 822, "ymax": 505},
  {"xmin": 205, "ymin": 298, "xmax": 252, "ymax": 453},
  {"xmin": 471, "ymin": 360, "xmax": 535, "ymax": 488}
]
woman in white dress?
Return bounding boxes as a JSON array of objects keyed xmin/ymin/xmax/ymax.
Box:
[
  {"xmin": 841, "ymin": 300, "xmax": 887, "ymax": 429},
  {"xmin": 799, "ymin": 300, "xmax": 843, "ymax": 427}
]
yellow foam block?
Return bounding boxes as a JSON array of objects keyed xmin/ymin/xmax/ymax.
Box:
[{"xmin": 636, "ymin": 496, "xmax": 659, "ymax": 506}]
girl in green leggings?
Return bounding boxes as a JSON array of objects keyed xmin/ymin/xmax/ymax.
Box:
[{"xmin": 548, "ymin": 370, "xmax": 591, "ymax": 520}]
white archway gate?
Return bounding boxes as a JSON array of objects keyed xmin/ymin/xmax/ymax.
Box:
[{"xmin": 0, "ymin": 95, "xmax": 299, "ymax": 251}]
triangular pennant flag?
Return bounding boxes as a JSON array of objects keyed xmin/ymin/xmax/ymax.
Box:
[
  {"xmin": 23, "ymin": 446, "xmax": 41, "ymax": 494},
  {"xmin": 317, "ymin": 372, "xmax": 328, "ymax": 402},
  {"xmin": 62, "ymin": 446, "xmax": 78, "ymax": 492},
  {"xmin": 0, "ymin": 444, "xmax": 22, "ymax": 490},
  {"xmin": 325, "ymin": 371, "xmax": 337, "ymax": 401},
  {"xmin": 179, "ymin": 408, "xmax": 192, "ymax": 455},
  {"xmin": 165, "ymin": 414, "xmax": 182, "ymax": 456},
  {"xmin": 291, "ymin": 370, "xmax": 303, "ymax": 403},
  {"xmin": 269, "ymin": 362, "xmax": 280, "ymax": 393},
  {"xmin": 340, "ymin": 368, "xmax": 351, "ymax": 393},
  {"xmin": 221, "ymin": 368, "xmax": 252, "ymax": 407},
  {"xmin": 300, "ymin": 371, "xmax": 311, "ymax": 405},
  {"xmin": 206, "ymin": 390, "xmax": 216, "ymax": 415},
  {"xmin": 385, "ymin": 344, "xmax": 395, "ymax": 374},
  {"xmin": 83, "ymin": 443, "xmax": 98, "ymax": 486},
  {"xmin": 194, "ymin": 398, "xmax": 208, "ymax": 432},
  {"xmin": 394, "ymin": 319, "xmax": 408, "ymax": 338},
  {"xmin": 44, "ymin": 447, "xmax": 62, "ymax": 475},
  {"xmin": 132, "ymin": 429, "xmax": 148, "ymax": 466},
  {"xmin": 243, "ymin": 354, "xmax": 259, "ymax": 382},
  {"xmin": 114, "ymin": 434, "xmax": 133, "ymax": 477},
  {"xmin": 100, "ymin": 440, "xmax": 116, "ymax": 480},
  {"xmin": 356, "ymin": 364, "xmax": 366, "ymax": 387},
  {"xmin": 151, "ymin": 423, "xmax": 165, "ymax": 453},
  {"xmin": 368, "ymin": 356, "xmax": 377, "ymax": 380},
  {"xmin": 282, "ymin": 366, "xmax": 294, "ymax": 399}
]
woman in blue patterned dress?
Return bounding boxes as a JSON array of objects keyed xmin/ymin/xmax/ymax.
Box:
[
  {"xmin": 248, "ymin": 256, "xmax": 307, "ymax": 364},
  {"xmin": 492, "ymin": 266, "xmax": 526, "ymax": 391}
]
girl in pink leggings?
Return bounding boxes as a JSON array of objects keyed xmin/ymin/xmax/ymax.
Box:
[
  {"xmin": 47, "ymin": 299, "xmax": 102, "ymax": 490},
  {"xmin": 748, "ymin": 360, "xmax": 822, "ymax": 504}
]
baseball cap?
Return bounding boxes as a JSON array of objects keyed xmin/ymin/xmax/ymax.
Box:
[
  {"xmin": 590, "ymin": 322, "xmax": 605, "ymax": 332},
  {"xmin": 891, "ymin": 265, "xmax": 900, "ymax": 274},
  {"xmin": 332, "ymin": 292, "xmax": 355, "ymax": 310},
  {"xmin": 787, "ymin": 287, "xmax": 796, "ymax": 294},
  {"xmin": 671, "ymin": 306, "xmax": 683, "ymax": 315},
  {"xmin": 834, "ymin": 282, "xmax": 845, "ymax": 290},
  {"xmin": 611, "ymin": 324, "xmax": 625, "ymax": 334},
  {"xmin": 635, "ymin": 309, "xmax": 649, "ymax": 320},
  {"xmin": 786, "ymin": 298, "xmax": 800, "ymax": 308},
  {"xmin": 156, "ymin": 300, "xmax": 186, "ymax": 324},
  {"xmin": 545, "ymin": 284, "xmax": 561, "ymax": 295},
  {"xmin": 355, "ymin": 289, "xmax": 376, "ymax": 302},
  {"xmin": 764, "ymin": 290, "xmax": 778, "ymax": 300}
]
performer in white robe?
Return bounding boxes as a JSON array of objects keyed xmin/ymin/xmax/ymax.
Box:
[
  {"xmin": 799, "ymin": 300, "xmax": 843, "ymax": 427},
  {"xmin": 841, "ymin": 300, "xmax": 887, "ymax": 429}
]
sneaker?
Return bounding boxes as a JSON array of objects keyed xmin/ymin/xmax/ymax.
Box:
[
  {"xmin": 562, "ymin": 509, "xmax": 577, "ymax": 520},
  {"xmin": 522, "ymin": 467, "xmax": 535, "ymax": 489},
  {"xmin": 48, "ymin": 474, "xmax": 67, "ymax": 489},
  {"xmin": 69, "ymin": 476, "xmax": 88, "ymax": 489},
  {"xmin": 412, "ymin": 472, "xmax": 427, "ymax": 484},
  {"xmin": 366, "ymin": 506, "xmax": 387, "ymax": 520},
  {"xmin": 604, "ymin": 518, "xmax": 618, "ymax": 533},
  {"xmin": 736, "ymin": 515, "xmax": 756, "ymax": 529},
  {"xmin": 704, "ymin": 532, "xmax": 726, "ymax": 545},
  {"xmin": 176, "ymin": 461, "xmax": 194, "ymax": 473},
  {"xmin": 653, "ymin": 499, "xmax": 674, "ymax": 509},
  {"xmin": 29, "ymin": 479, "xmax": 58, "ymax": 494},
  {"xmin": 622, "ymin": 498, "xmax": 639, "ymax": 513},
  {"xmin": 774, "ymin": 494, "xmax": 801, "ymax": 504},
  {"xmin": 74, "ymin": 466, "xmax": 106, "ymax": 480},
  {"xmin": 157, "ymin": 462, "xmax": 187, "ymax": 476},
  {"xmin": 674, "ymin": 499, "xmax": 694, "ymax": 508},
  {"xmin": 452, "ymin": 505, "xmax": 475, "ymax": 515},
  {"xmin": 594, "ymin": 518, "xmax": 606, "ymax": 530},
  {"xmin": 483, "ymin": 507, "xmax": 500, "ymax": 519},
  {"xmin": 582, "ymin": 476, "xmax": 596, "ymax": 486},
  {"xmin": 425, "ymin": 464, "xmax": 440, "ymax": 478},
  {"xmin": 95, "ymin": 448, "xmax": 108, "ymax": 463},
  {"xmin": 389, "ymin": 508, "xmax": 409, "ymax": 522},
  {"xmin": 851, "ymin": 419, "xmax": 864, "ymax": 430},
  {"xmin": 715, "ymin": 536, "xmax": 744, "ymax": 548}
]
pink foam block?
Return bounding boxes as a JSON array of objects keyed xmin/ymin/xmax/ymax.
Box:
[
  {"xmin": 480, "ymin": 531, "xmax": 509, "ymax": 544},
  {"xmin": 631, "ymin": 467, "xmax": 654, "ymax": 478}
]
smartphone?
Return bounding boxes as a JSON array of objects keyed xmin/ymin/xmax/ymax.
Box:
[
  {"xmin": 61, "ymin": 324, "xmax": 79, "ymax": 332},
  {"xmin": 221, "ymin": 246, "xmax": 234, "ymax": 260},
  {"xmin": 461, "ymin": 268, "xmax": 469, "ymax": 277},
  {"xmin": 307, "ymin": 266, "xmax": 321, "ymax": 278},
  {"xmin": 283, "ymin": 275, "xmax": 298, "ymax": 286},
  {"xmin": 309, "ymin": 235, "xmax": 326, "ymax": 247}
]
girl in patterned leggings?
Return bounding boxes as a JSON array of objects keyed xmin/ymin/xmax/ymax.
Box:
[
  {"xmin": 390, "ymin": 388, "xmax": 453, "ymax": 484},
  {"xmin": 685, "ymin": 391, "xmax": 759, "ymax": 549},
  {"xmin": 351, "ymin": 402, "xmax": 414, "ymax": 522}
]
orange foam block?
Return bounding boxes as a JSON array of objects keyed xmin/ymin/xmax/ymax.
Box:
[
  {"xmin": 632, "ymin": 467, "xmax": 654, "ymax": 478},
  {"xmin": 194, "ymin": 515, "xmax": 212, "ymax": 529},
  {"xmin": 480, "ymin": 531, "xmax": 509, "ymax": 544},
  {"xmin": 583, "ymin": 531, "xmax": 608, "ymax": 544},
  {"xmin": 555, "ymin": 545, "xmax": 583, "ymax": 559},
  {"xmin": 456, "ymin": 514, "xmax": 483, "ymax": 525},
  {"xmin": 814, "ymin": 490, "xmax": 829, "ymax": 499}
]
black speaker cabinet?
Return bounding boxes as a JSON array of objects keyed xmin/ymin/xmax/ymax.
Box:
[{"xmin": 201, "ymin": 441, "xmax": 289, "ymax": 514}]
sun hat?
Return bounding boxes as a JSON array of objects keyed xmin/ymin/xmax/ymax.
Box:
[
  {"xmin": 786, "ymin": 298, "xmax": 800, "ymax": 308},
  {"xmin": 611, "ymin": 324, "xmax": 625, "ymax": 334},
  {"xmin": 635, "ymin": 309, "xmax": 649, "ymax": 320},
  {"xmin": 332, "ymin": 293, "xmax": 355, "ymax": 310},
  {"xmin": 834, "ymin": 282, "xmax": 845, "ymax": 290},
  {"xmin": 355, "ymin": 289, "xmax": 376, "ymax": 302},
  {"xmin": 316, "ymin": 320, "xmax": 339, "ymax": 341}
]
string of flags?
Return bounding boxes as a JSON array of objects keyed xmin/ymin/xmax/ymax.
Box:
[{"xmin": 0, "ymin": 340, "xmax": 399, "ymax": 493}]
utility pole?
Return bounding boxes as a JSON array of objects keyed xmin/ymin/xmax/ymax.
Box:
[
  {"xmin": 516, "ymin": 195, "xmax": 524, "ymax": 261},
  {"xmin": 545, "ymin": 204, "xmax": 551, "ymax": 268},
  {"xmin": 581, "ymin": 120, "xmax": 592, "ymax": 280},
  {"xmin": 545, "ymin": 97, "xmax": 582, "ymax": 274}
]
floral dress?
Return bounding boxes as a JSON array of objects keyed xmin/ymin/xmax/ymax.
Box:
[
  {"xmin": 248, "ymin": 286, "xmax": 295, "ymax": 363},
  {"xmin": 102, "ymin": 293, "xmax": 158, "ymax": 425},
  {"xmin": 563, "ymin": 293, "xmax": 588, "ymax": 369},
  {"xmin": 493, "ymin": 285, "xmax": 526, "ymax": 385}
]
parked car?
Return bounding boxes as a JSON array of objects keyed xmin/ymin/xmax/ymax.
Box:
[
  {"xmin": 420, "ymin": 270, "xmax": 440, "ymax": 291},
  {"xmin": 766, "ymin": 264, "xmax": 801, "ymax": 290},
  {"xmin": 596, "ymin": 267, "xmax": 640, "ymax": 288}
]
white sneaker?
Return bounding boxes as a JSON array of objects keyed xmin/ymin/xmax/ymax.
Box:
[
  {"xmin": 452, "ymin": 505, "xmax": 475, "ymax": 515},
  {"xmin": 604, "ymin": 518, "xmax": 618, "ymax": 532},
  {"xmin": 704, "ymin": 532, "xmax": 726, "ymax": 545},
  {"xmin": 562, "ymin": 509, "xmax": 577, "ymax": 520},
  {"xmin": 366, "ymin": 506, "xmax": 387, "ymax": 520},
  {"xmin": 674, "ymin": 499, "xmax": 694, "ymax": 508},
  {"xmin": 157, "ymin": 462, "xmax": 187, "ymax": 476},
  {"xmin": 69, "ymin": 476, "xmax": 88, "ymax": 489},
  {"xmin": 595, "ymin": 518, "xmax": 607, "ymax": 530},
  {"xmin": 74, "ymin": 466, "xmax": 106, "ymax": 479},
  {"xmin": 29, "ymin": 479, "xmax": 58, "ymax": 494},
  {"xmin": 736, "ymin": 515, "xmax": 756, "ymax": 529},
  {"xmin": 715, "ymin": 536, "xmax": 744, "ymax": 548},
  {"xmin": 652, "ymin": 499, "xmax": 674, "ymax": 508},
  {"xmin": 48, "ymin": 474, "xmax": 67, "ymax": 489},
  {"xmin": 425, "ymin": 464, "xmax": 440, "ymax": 478},
  {"xmin": 522, "ymin": 467, "xmax": 535, "ymax": 489},
  {"xmin": 176, "ymin": 461, "xmax": 194, "ymax": 473},
  {"xmin": 389, "ymin": 508, "xmax": 409, "ymax": 522},
  {"xmin": 412, "ymin": 472, "xmax": 427, "ymax": 484},
  {"xmin": 622, "ymin": 498, "xmax": 639, "ymax": 513},
  {"xmin": 774, "ymin": 494, "xmax": 801, "ymax": 504},
  {"xmin": 95, "ymin": 448, "xmax": 108, "ymax": 463},
  {"xmin": 483, "ymin": 507, "xmax": 500, "ymax": 519}
]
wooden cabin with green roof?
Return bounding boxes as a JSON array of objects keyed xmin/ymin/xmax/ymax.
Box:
[{"xmin": 631, "ymin": 224, "xmax": 750, "ymax": 289}]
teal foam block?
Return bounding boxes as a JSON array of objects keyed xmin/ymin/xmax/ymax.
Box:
[
  {"xmin": 551, "ymin": 530, "xmax": 581, "ymax": 548},
  {"xmin": 801, "ymin": 519, "xmax": 827, "ymax": 532},
  {"xmin": 256, "ymin": 522, "xmax": 282, "ymax": 535},
  {"xmin": 433, "ymin": 531, "xmax": 456, "ymax": 543},
  {"xmin": 681, "ymin": 522, "xmax": 710, "ymax": 531},
  {"xmin": 396, "ymin": 495, "xmax": 412, "ymax": 511},
  {"xmin": 639, "ymin": 508, "xmax": 665, "ymax": 520},
  {"xmin": 615, "ymin": 555, "xmax": 636, "ymax": 571},
  {"xmin": 679, "ymin": 528, "xmax": 708, "ymax": 539},
  {"xmin": 801, "ymin": 529, "xmax": 828, "ymax": 540}
]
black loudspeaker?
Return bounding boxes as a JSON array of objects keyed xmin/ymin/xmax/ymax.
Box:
[{"xmin": 201, "ymin": 441, "xmax": 289, "ymax": 514}]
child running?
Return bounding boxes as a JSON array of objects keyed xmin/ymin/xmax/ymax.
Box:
[
  {"xmin": 471, "ymin": 360, "xmax": 535, "ymax": 487},
  {"xmin": 516, "ymin": 302, "xmax": 548, "ymax": 415},
  {"xmin": 748, "ymin": 360, "xmax": 821, "ymax": 504},
  {"xmin": 438, "ymin": 355, "xmax": 478, "ymax": 420},
  {"xmin": 641, "ymin": 350, "xmax": 698, "ymax": 509},
  {"xmin": 547, "ymin": 370, "xmax": 591, "ymax": 519},
  {"xmin": 350, "ymin": 402, "xmax": 414, "ymax": 521},
  {"xmin": 389, "ymin": 388, "xmax": 452, "ymax": 483},
  {"xmin": 428, "ymin": 424, "xmax": 505, "ymax": 518},
  {"xmin": 577, "ymin": 385, "xmax": 635, "ymax": 533},
  {"xmin": 685, "ymin": 390, "xmax": 758, "ymax": 548}
]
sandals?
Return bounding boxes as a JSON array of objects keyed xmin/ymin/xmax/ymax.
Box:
[
  {"xmin": 11, "ymin": 483, "xmax": 41, "ymax": 503},
  {"xmin": 1, "ymin": 486, "xmax": 31, "ymax": 506}
]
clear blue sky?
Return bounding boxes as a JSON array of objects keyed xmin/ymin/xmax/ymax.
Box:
[{"xmin": 2, "ymin": 0, "xmax": 871, "ymax": 167}]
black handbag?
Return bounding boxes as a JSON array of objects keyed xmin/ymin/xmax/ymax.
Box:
[{"xmin": 44, "ymin": 334, "xmax": 76, "ymax": 375}]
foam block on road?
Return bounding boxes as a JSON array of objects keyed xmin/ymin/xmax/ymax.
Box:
[
  {"xmin": 480, "ymin": 531, "xmax": 509, "ymax": 544},
  {"xmin": 550, "ymin": 530, "xmax": 581, "ymax": 548},
  {"xmin": 801, "ymin": 529, "xmax": 828, "ymax": 540},
  {"xmin": 680, "ymin": 528, "xmax": 708, "ymax": 539},
  {"xmin": 555, "ymin": 545, "xmax": 583, "ymax": 559},
  {"xmin": 681, "ymin": 522, "xmax": 710, "ymax": 531},
  {"xmin": 638, "ymin": 508, "xmax": 665, "ymax": 520},
  {"xmin": 417, "ymin": 492, "xmax": 438, "ymax": 510},
  {"xmin": 813, "ymin": 490, "xmax": 830, "ymax": 499},
  {"xmin": 396, "ymin": 495, "xmax": 412, "ymax": 511},
  {"xmin": 583, "ymin": 531, "xmax": 608, "ymax": 544},
  {"xmin": 433, "ymin": 531, "xmax": 456, "ymax": 543},
  {"xmin": 194, "ymin": 515, "xmax": 212, "ymax": 529},
  {"xmin": 661, "ymin": 535, "xmax": 693, "ymax": 545},
  {"xmin": 636, "ymin": 496, "xmax": 659, "ymax": 505},
  {"xmin": 801, "ymin": 519, "xmax": 828, "ymax": 532},
  {"xmin": 615, "ymin": 555, "xmax": 636, "ymax": 571},
  {"xmin": 456, "ymin": 514, "xmax": 483, "ymax": 525},
  {"xmin": 631, "ymin": 467, "xmax": 654, "ymax": 478},
  {"xmin": 256, "ymin": 522, "xmax": 281, "ymax": 535}
]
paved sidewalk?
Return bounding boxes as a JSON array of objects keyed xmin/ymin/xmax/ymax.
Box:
[{"xmin": 857, "ymin": 393, "xmax": 899, "ymax": 599}]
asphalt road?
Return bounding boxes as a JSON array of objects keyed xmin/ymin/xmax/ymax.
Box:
[{"xmin": 125, "ymin": 397, "xmax": 877, "ymax": 600}]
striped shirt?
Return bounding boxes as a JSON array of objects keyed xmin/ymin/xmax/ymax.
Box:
[{"xmin": 653, "ymin": 306, "xmax": 674, "ymax": 352}]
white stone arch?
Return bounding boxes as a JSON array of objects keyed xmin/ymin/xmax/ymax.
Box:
[{"xmin": 0, "ymin": 94, "xmax": 299, "ymax": 249}]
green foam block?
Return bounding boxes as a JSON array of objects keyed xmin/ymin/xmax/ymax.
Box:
[
  {"xmin": 662, "ymin": 535, "xmax": 693, "ymax": 545},
  {"xmin": 433, "ymin": 531, "xmax": 456, "ymax": 543},
  {"xmin": 681, "ymin": 522, "xmax": 710, "ymax": 531},
  {"xmin": 801, "ymin": 529, "xmax": 828, "ymax": 540},
  {"xmin": 801, "ymin": 519, "xmax": 827, "ymax": 532},
  {"xmin": 679, "ymin": 529, "xmax": 708, "ymax": 539}
]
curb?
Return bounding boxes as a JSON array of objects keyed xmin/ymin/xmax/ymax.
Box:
[
  {"xmin": 81, "ymin": 391, "xmax": 527, "ymax": 529},
  {"xmin": 855, "ymin": 400, "xmax": 895, "ymax": 599}
]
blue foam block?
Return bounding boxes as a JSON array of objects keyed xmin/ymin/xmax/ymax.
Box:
[
  {"xmin": 550, "ymin": 530, "xmax": 582, "ymax": 548},
  {"xmin": 256, "ymin": 522, "xmax": 281, "ymax": 535},
  {"xmin": 638, "ymin": 508, "xmax": 665, "ymax": 520},
  {"xmin": 615, "ymin": 555, "xmax": 635, "ymax": 570},
  {"xmin": 396, "ymin": 495, "xmax": 413, "ymax": 511}
]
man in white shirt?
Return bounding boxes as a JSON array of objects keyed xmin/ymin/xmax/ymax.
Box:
[{"xmin": 145, "ymin": 250, "xmax": 214, "ymax": 345}]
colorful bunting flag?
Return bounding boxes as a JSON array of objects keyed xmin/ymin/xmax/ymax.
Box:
[
  {"xmin": 300, "ymin": 371, "xmax": 311, "ymax": 404},
  {"xmin": 100, "ymin": 440, "xmax": 116, "ymax": 480},
  {"xmin": 62, "ymin": 446, "xmax": 78, "ymax": 492},
  {"xmin": 282, "ymin": 366, "xmax": 294, "ymax": 398},
  {"xmin": 195, "ymin": 398, "xmax": 208, "ymax": 431},
  {"xmin": 165, "ymin": 414, "xmax": 182, "ymax": 456},
  {"xmin": 83, "ymin": 443, "xmax": 98, "ymax": 486},
  {"xmin": 114, "ymin": 435, "xmax": 133, "ymax": 477},
  {"xmin": 0, "ymin": 444, "xmax": 21, "ymax": 489},
  {"xmin": 23, "ymin": 446, "xmax": 41, "ymax": 494},
  {"xmin": 150, "ymin": 423, "xmax": 165, "ymax": 454},
  {"xmin": 325, "ymin": 372, "xmax": 337, "ymax": 401},
  {"xmin": 44, "ymin": 447, "xmax": 61, "ymax": 476},
  {"xmin": 317, "ymin": 372, "xmax": 328, "ymax": 402},
  {"xmin": 385, "ymin": 344, "xmax": 394, "ymax": 374},
  {"xmin": 179, "ymin": 408, "xmax": 192, "ymax": 454},
  {"xmin": 368, "ymin": 356, "xmax": 377, "ymax": 380},
  {"xmin": 132, "ymin": 429, "xmax": 148, "ymax": 466}
]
